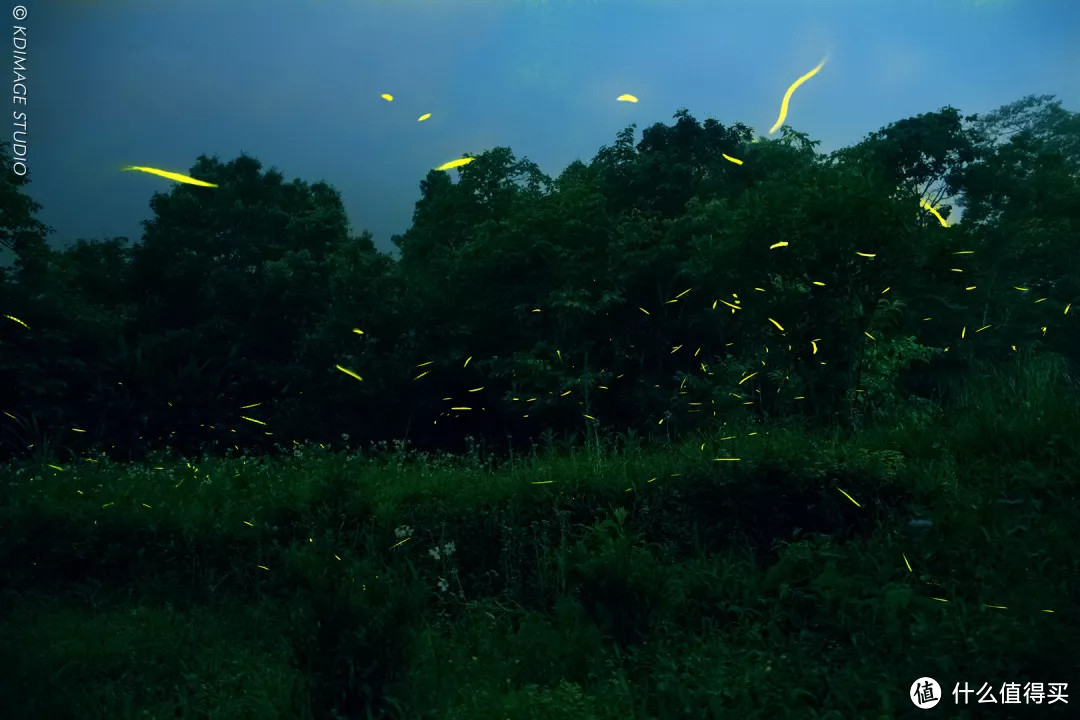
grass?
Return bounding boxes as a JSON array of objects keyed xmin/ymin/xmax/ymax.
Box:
[{"xmin": 1, "ymin": 354, "xmax": 1078, "ymax": 719}]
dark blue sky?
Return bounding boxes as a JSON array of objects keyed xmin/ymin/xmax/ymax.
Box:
[{"xmin": 24, "ymin": 0, "xmax": 1080, "ymax": 255}]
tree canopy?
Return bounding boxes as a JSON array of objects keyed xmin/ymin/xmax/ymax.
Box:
[{"xmin": 2, "ymin": 95, "xmax": 1078, "ymax": 461}]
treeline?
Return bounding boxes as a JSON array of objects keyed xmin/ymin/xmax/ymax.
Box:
[{"xmin": 1, "ymin": 95, "xmax": 1077, "ymax": 462}]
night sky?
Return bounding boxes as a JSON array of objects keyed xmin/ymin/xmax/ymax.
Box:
[{"xmin": 21, "ymin": 0, "xmax": 1080, "ymax": 256}]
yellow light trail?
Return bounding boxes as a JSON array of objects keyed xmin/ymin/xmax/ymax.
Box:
[
  {"xmin": 836, "ymin": 487, "xmax": 861, "ymax": 507},
  {"xmin": 123, "ymin": 166, "xmax": 217, "ymax": 187},
  {"xmin": 768, "ymin": 57, "xmax": 827, "ymax": 134},
  {"xmin": 434, "ymin": 157, "xmax": 474, "ymax": 171},
  {"xmin": 335, "ymin": 365, "xmax": 364, "ymax": 382}
]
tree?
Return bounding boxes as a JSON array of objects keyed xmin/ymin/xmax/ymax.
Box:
[
  {"xmin": 830, "ymin": 106, "xmax": 980, "ymax": 224},
  {"xmin": 0, "ymin": 141, "xmax": 52, "ymax": 287},
  {"xmin": 125, "ymin": 154, "xmax": 358, "ymax": 450}
]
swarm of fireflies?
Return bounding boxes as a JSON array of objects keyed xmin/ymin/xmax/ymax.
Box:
[
  {"xmin": 769, "ymin": 57, "xmax": 826, "ymax": 134},
  {"xmin": 123, "ymin": 166, "xmax": 217, "ymax": 187}
]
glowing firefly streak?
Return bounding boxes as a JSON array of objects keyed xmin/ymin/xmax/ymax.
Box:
[
  {"xmin": 768, "ymin": 57, "xmax": 826, "ymax": 134},
  {"xmin": 616, "ymin": 94, "xmax": 638, "ymax": 103},
  {"xmin": 381, "ymin": 93, "xmax": 393, "ymax": 102},
  {"xmin": 836, "ymin": 487, "xmax": 861, "ymax": 507},
  {"xmin": 335, "ymin": 365, "xmax": 364, "ymax": 382},
  {"xmin": 722, "ymin": 153, "xmax": 743, "ymax": 165},
  {"xmin": 417, "ymin": 113, "xmax": 431, "ymax": 122},
  {"xmin": 919, "ymin": 199, "xmax": 949, "ymax": 227},
  {"xmin": 435, "ymin": 157, "xmax": 474, "ymax": 171},
  {"xmin": 123, "ymin": 166, "xmax": 217, "ymax": 187}
]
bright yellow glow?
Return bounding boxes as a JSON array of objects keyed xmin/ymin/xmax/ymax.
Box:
[
  {"xmin": 435, "ymin": 157, "xmax": 474, "ymax": 171},
  {"xmin": 769, "ymin": 57, "xmax": 826, "ymax": 134},
  {"xmin": 335, "ymin": 365, "xmax": 364, "ymax": 382},
  {"xmin": 123, "ymin": 166, "xmax": 217, "ymax": 187}
]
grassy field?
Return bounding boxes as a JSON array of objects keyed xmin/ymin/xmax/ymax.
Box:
[{"xmin": 1, "ymin": 355, "xmax": 1077, "ymax": 719}]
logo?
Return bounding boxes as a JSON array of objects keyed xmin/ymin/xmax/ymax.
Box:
[{"xmin": 911, "ymin": 677, "xmax": 942, "ymax": 709}]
